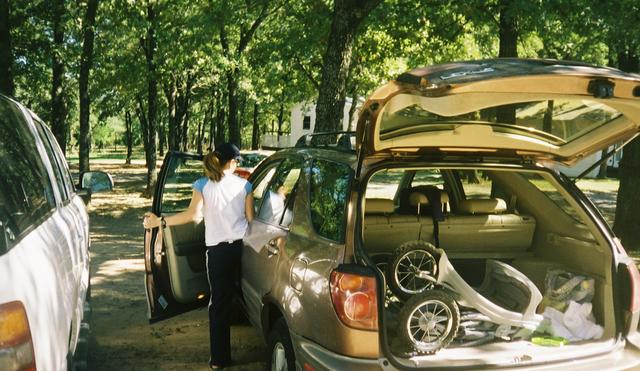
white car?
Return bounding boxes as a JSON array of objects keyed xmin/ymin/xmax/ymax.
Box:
[{"xmin": 0, "ymin": 95, "xmax": 112, "ymax": 371}]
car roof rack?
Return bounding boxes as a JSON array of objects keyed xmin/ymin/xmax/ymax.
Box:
[{"xmin": 294, "ymin": 131, "xmax": 356, "ymax": 152}]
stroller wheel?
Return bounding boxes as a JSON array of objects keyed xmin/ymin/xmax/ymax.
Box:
[
  {"xmin": 399, "ymin": 290, "xmax": 460, "ymax": 354},
  {"xmin": 388, "ymin": 241, "xmax": 439, "ymax": 300}
]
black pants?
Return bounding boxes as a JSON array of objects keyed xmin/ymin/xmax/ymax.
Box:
[{"xmin": 206, "ymin": 239, "xmax": 242, "ymax": 366}]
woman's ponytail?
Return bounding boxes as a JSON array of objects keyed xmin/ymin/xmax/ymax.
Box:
[{"xmin": 203, "ymin": 152, "xmax": 224, "ymax": 182}]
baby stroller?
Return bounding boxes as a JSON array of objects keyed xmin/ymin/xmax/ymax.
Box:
[{"xmin": 386, "ymin": 240, "xmax": 544, "ymax": 354}]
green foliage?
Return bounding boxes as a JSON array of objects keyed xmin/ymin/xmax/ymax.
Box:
[{"xmin": 7, "ymin": 0, "xmax": 640, "ymax": 153}]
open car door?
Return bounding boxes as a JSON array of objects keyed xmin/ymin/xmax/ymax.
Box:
[{"xmin": 144, "ymin": 151, "xmax": 207, "ymax": 323}]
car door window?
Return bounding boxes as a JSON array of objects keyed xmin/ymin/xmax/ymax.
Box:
[
  {"xmin": 33, "ymin": 118, "xmax": 69, "ymax": 202},
  {"xmin": 257, "ymin": 159, "xmax": 302, "ymax": 226},
  {"xmin": 37, "ymin": 117, "xmax": 75, "ymax": 196},
  {"xmin": 0, "ymin": 98, "xmax": 56, "ymax": 249},
  {"xmin": 162, "ymin": 156, "xmax": 204, "ymax": 214},
  {"xmin": 309, "ymin": 159, "xmax": 353, "ymax": 242},
  {"xmin": 251, "ymin": 163, "xmax": 280, "ymax": 214}
]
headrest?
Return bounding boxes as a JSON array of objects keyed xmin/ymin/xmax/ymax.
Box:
[
  {"xmin": 365, "ymin": 198, "xmax": 395, "ymax": 214},
  {"xmin": 409, "ymin": 192, "xmax": 428, "ymax": 207},
  {"xmin": 440, "ymin": 191, "xmax": 450, "ymax": 212},
  {"xmin": 458, "ymin": 198, "xmax": 507, "ymax": 214}
]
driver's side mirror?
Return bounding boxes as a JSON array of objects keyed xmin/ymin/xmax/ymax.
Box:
[{"xmin": 78, "ymin": 171, "xmax": 114, "ymax": 203}]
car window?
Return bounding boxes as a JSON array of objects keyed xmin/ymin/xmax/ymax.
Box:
[
  {"xmin": 0, "ymin": 98, "xmax": 56, "ymax": 250},
  {"xmin": 238, "ymin": 153, "xmax": 266, "ymax": 168},
  {"xmin": 365, "ymin": 169, "xmax": 404, "ymax": 199},
  {"xmin": 456, "ymin": 170, "xmax": 493, "ymax": 199},
  {"xmin": 411, "ymin": 169, "xmax": 444, "ymax": 189},
  {"xmin": 309, "ymin": 159, "xmax": 352, "ymax": 242},
  {"xmin": 36, "ymin": 117, "xmax": 75, "ymax": 195},
  {"xmin": 257, "ymin": 159, "xmax": 302, "ymax": 226},
  {"xmin": 161, "ymin": 156, "xmax": 203, "ymax": 214},
  {"xmin": 33, "ymin": 118, "xmax": 69, "ymax": 202},
  {"xmin": 520, "ymin": 172, "xmax": 586, "ymax": 225},
  {"xmin": 252, "ymin": 163, "xmax": 280, "ymax": 214}
]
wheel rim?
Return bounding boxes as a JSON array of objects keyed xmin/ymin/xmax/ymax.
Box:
[
  {"xmin": 271, "ymin": 342, "xmax": 288, "ymax": 371},
  {"xmin": 394, "ymin": 249, "xmax": 437, "ymax": 295},
  {"xmin": 406, "ymin": 299, "xmax": 453, "ymax": 352}
]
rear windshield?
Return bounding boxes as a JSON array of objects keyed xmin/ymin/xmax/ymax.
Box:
[{"xmin": 379, "ymin": 96, "xmax": 621, "ymax": 146}]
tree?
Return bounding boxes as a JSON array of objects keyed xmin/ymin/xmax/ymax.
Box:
[
  {"xmin": 78, "ymin": 0, "xmax": 99, "ymax": 173},
  {"xmin": 0, "ymin": 0, "xmax": 14, "ymax": 96},
  {"xmin": 50, "ymin": 0, "xmax": 69, "ymax": 153},
  {"xmin": 314, "ymin": 0, "xmax": 381, "ymax": 134},
  {"xmin": 139, "ymin": 1, "xmax": 159, "ymax": 194},
  {"xmin": 212, "ymin": 0, "xmax": 284, "ymax": 147}
]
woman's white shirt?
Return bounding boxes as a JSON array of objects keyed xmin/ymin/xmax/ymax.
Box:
[{"xmin": 192, "ymin": 170, "xmax": 252, "ymax": 246}]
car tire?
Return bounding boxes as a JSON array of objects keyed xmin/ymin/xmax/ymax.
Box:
[
  {"xmin": 398, "ymin": 290, "xmax": 460, "ymax": 354},
  {"xmin": 267, "ymin": 318, "xmax": 296, "ymax": 371},
  {"xmin": 387, "ymin": 240, "xmax": 440, "ymax": 301}
]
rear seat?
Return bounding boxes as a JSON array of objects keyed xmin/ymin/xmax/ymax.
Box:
[
  {"xmin": 363, "ymin": 198, "xmax": 421, "ymax": 255},
  {"xmin": 438, "ymin": 196, "xmax": 537, "ymax": 258},
  {"xmin": 363, "ymin": 192, "xmax": 536, "ymax": 259}
]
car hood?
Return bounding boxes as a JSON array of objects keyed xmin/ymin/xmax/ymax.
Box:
[{"xmin": 356, "ymin": 59, "xmax": 640, "ymax": 165}]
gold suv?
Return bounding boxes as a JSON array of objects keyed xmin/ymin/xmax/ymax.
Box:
[{"xmin": 145, "ymin": 59, "xmax": 640, "ymax": 370}]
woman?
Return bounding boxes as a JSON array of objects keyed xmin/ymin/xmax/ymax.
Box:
[{"xmin": 143, "ymin": 143, "xmax": 253, "ymax": 369}]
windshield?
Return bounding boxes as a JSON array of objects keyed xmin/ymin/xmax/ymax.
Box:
[{"xmin": 379, "ymin": 97, "xmax": 621, "ymax": 146}]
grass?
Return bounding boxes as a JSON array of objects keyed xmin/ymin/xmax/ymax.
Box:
[{"xmin": 66, "ymin": 147, "xmax": 147, "ymax": 162}]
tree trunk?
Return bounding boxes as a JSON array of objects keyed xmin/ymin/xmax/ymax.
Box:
[
  {"xmin": 347, "ymin": 89, "xmax": 359, "ymax": 131},
  {"xmin": 542, "ymin": 100, "xmax": 554, "ymax": 133},
  {"xmin": 215, "ymin": 97, "xmax": 226, "ymax": 147},
  {"xmin": 208, "ymin": 92, "xmax": 219, "ymax": 151},
  {"xmin": 498, "ymin": 0, "xmax": 518, "ymax": 59},
  {"xmin": 226, "ymin": 70, "xmax": 240, "ymax": 146},
  {"xmin": 125, "ymin": 110, "xmax": 133, "ymax": 165},
  {"xmin": 158, "ymin": 118, "xmax": 165, "ymax": 156},
  {"xmin": 613, "ymin": 51, "xmax": 640, "ymax": 250},
  {"xmin": 252, "ymin": 102, "xmax": 259, "ymax": 150},
  {"xmin": 314, "ymin": 0, "xmax": 381, "ymax": 134},
  {"xmin": 597, "ymin": 148, "xmax": 608, "ymax": 179},
  {"xmin": 277, "ymin": 103, "xmax": 284, "ymax": 142},
  {"xmin": 51, "ymin": 0, "xmax": 68, "ymax": 153},
  {"xmin": 141, "ymin": 2, "xmax": 158, "ymax": 195},
  {"xmin": 0, "ymin": 0, "xmax": 14, "ymax": 96},
  {"xmin": 495, "ymin": 0, "xmax": 518, "ymax": 125},
  {"xmin": 181, "ymin": 104, "xmax": 190, "ymax": 151},
  {"xmin": 78, "ymin": 0, "xmax": 99, "ymax": 173},
  {"xmin": 164, "ymin": 77, "xmax": 178, "ymax": 150}
]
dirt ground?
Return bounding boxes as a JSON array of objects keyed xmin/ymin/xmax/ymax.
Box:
[{"xmin": 83, "ymin": 160, "xmax": 265, "ymax": 371}]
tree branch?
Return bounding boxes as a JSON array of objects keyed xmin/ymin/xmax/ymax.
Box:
[{"xmin": 293, "ymin": 55, "xmax": 319, "ymax": 90}]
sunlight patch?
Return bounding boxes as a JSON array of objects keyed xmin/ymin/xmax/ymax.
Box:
[{"xmin": 93, "ymin": 258, "xmax": 144, "ymax": 284}]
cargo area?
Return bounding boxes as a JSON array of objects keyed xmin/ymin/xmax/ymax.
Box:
[{"xmin": 361, "ymin": 166, "xmax": 618, "ymax": 367}]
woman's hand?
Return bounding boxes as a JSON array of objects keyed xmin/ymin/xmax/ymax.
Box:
[{"xmin": 143, "ymin": 212, "xmax": 161, "ymax": 229}]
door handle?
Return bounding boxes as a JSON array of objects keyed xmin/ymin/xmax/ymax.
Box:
[{"xmin": 266, "ymin": 240, "xmax": 279, "ymax": 257}]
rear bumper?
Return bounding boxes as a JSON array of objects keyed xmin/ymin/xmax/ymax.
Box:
[
  {"xmin": 291, "ymin": 331, "xmax": 640, "ymax": 371},
  {"xmin": 290, "ymin": 331, "xmax": 389, "ymax": 371}
]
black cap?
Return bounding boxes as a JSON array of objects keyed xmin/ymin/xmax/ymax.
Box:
[{"xmin": 214, "ymin": 142, "xmax": 241, "ymax": 162}]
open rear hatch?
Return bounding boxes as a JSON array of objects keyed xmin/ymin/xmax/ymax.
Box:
[{"xmin": 355, "ymin": 59, "xmax": 640, "ymax": 168}]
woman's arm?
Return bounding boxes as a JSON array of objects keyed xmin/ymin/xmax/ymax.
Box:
[
  {"xmin": 245, "ymin": 193, "xmax": 254, "ymax": 223},
  {"xmin": 143, "ymin": 190, "xmax": 204, "ymax": 229}
]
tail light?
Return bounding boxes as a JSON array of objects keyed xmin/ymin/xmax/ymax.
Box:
[
  {"xmin": 0, "ymin": 301, "xmax": 36, "ymax": 371},
  {"xmin": 330, "ymin": 270, "xmax": 378, "ymax": 330}
]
